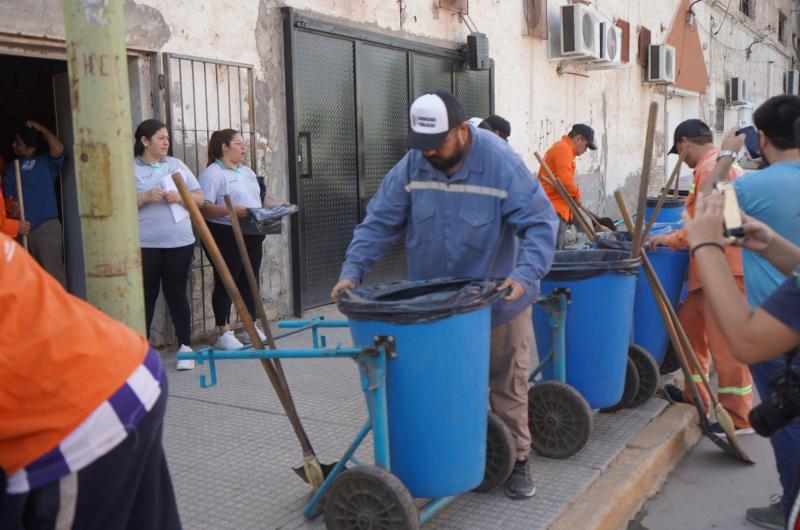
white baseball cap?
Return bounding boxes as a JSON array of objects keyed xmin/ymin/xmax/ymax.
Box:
[{"xmin": 407, "ymin": 91, "xmax": 467, "ymax": 151}]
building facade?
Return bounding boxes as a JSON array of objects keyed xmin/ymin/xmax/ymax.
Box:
[{"xmin": 0, "ymin": 0, "xmax": 794, "ymax": 343}]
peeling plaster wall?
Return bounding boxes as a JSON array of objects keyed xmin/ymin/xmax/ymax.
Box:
[{"xmin": 0, "ymin": 0, "xmax": 793, "ymax": 328}]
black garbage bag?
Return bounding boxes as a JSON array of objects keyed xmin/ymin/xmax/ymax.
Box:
[
  {"xmin": 338, "ymin": 278, "xmax": 505, "ymax": 324},
  {"xmin": 544, "ymin": 249, "xmax": 640, "ymax": 281},
  {"xmin": 595, "ymin": 231, "xmax": 633, "ymax": 251},
  {"xmin": 647, "ymin": 196, "xmax": 686, "ymax": 209}
]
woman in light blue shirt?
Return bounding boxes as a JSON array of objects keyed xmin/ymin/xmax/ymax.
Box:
[
  {"xmin": 134, "ymin": 119, "xmax": 204, "ymax": 369},
  {"xmin": 198, "ymin": 129, "xmax": 286, "ymax": 350}
]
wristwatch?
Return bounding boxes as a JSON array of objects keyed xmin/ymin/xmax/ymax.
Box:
[{"xmin": 716, "ymin": 150, "xmax": 736, "ymax": 161}]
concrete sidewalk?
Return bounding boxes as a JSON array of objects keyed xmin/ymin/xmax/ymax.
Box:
[{"xmin": 162, "ymin": 304, "xmax": 695, "ymax": 529}]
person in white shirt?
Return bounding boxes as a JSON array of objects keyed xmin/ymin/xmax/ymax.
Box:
[
  {"xmin": 198, "ymin": 129, "xmax": 286, "ymax": 350},
  {"xmin": 134, "ymin": 119, "xmax": 204, "ymax": 370}
]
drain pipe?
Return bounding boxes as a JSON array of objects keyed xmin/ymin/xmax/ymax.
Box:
[
  {"xmin": 793, "ymin": 0, "xmax": 800, "ymax": 68},
  {"xmin": 62, "ymin": 0, "xmax": 145, "ymax": 332}
]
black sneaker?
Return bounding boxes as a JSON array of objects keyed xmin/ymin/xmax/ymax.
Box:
[
  {"xmin": 745, "ymin": 502, "xmax": 786, "ymax": 530},
  {"xmin": 663, "ymin": 383, "xmax": 686, "ymax": 404},
  {"xmin": 505, "ymin": 459, "xmax": 536, "ymax": 499},
  {"xmin": 708, "ymin": 422, "xmax": 756, "ymax": 438}
]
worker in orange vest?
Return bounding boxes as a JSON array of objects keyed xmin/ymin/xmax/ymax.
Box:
[{"xmin": 537, "ymin": 124, "xmax": 597, "ymax": 248}]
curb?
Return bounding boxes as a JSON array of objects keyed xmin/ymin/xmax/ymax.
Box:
[{"xmin": 550, "ymin": 403, "xmax": 701, "ymax": 530}]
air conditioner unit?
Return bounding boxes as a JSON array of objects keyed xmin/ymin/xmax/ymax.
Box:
[
  {"xmin": 785, "ymin": 69, "xmax": 799, "ymax": 95},
  {"xmin": 560, "ymin": 4, "xmax": 600, "ymax": 60},
  {"xmin": 726, "ymin": 77, "xmax": 747, "ymax": 105},
  {"xmin": 596, "ymin": 21, "xmax": 623, "ymax": 65},
  {"xmin": 645, "ymin": 44, "xmax": 675, "ymax": 84}
]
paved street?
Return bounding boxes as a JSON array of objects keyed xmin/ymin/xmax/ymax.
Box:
[
  {"xmin": 631, "ymin": 403, "xmax": 779, "ymax": 530},
  {"xmin": 162, "ymin": 304, "xmax": 669, "ymax": 529}
]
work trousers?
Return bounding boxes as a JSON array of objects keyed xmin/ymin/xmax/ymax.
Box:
[
  {"xmin": 555, "ymin": 218, "xmax": 571, "ymax": 250},
  {"xmin": 750, "ymin": 354, "xmax": 800, "ymax": 510},
  {"xmin": 0, "ymin": 382, "xmax": 181, "ymax": 530},
  {"xmin": 677, "ymin": 278, "xmax": 753, "ymax": 429},
  {"xmin": 27, "ymin": 218, "xmax": 67, "ymax": 288},
  {"xmin": 490, "ymin": 305, "xmax": 533, "ymax": 461},
  {"xmin": 205, "ymin": 222, "xmax": 265, "ymax": 327},
  {"xmin": 141, "ymin": 244, "xmax": 195, "ymax": 346}
]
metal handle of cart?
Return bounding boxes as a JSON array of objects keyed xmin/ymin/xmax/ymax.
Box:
[{"xmin": 177, "ymin": 318, "xmax": 459, "ymax": 523}]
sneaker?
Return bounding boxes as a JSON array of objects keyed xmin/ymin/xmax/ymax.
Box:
[
  {"xmin": 663, "ymin": 383, "xmax": 686, "ymax": 404},
  {"xmin": 505, "ymin": 459, "xmax": 536, "ymax": 499},
  {"xmin": 175, "ymin": 344, "xmax": 195, "ymax": 371},
  {"xmin": 708, "ymin": 422, "xmax": 756, "ymax": 438},
  {"xmin": 215, "ymin": 330, "xmax": 244, "ymax": 351},
  {"xmin": 238, "ymin": 326, "xmax": 267, "ymax": 345},
  {"xmin": 745, "ymin": 502, "xmax": 786, "ymax": 530}
]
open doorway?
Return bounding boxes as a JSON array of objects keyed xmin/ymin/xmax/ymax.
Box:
[{"xmin": 0, "ymin": 54, "xmax": 86, "ymax": 297}]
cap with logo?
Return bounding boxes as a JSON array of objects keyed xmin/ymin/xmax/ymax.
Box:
[
  {"xmin": 569, "ymin": 124, "xmax": 597, "ymax": 150},
  {"xmin": 669, "ymin": 119, "xmax": 713, "ymax": 154},
  {"xmin": 407, "ymin": 91, "xmax": 467, "ymax": 151}
]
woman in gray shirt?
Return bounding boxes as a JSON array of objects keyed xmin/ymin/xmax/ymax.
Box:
[{"xmin": 134, "ymin": 119, "xmax": 204, "ymax": 370}]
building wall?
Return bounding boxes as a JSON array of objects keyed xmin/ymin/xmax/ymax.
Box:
[{"xmin": 0, "ymin": 0, "xmax": 793, "ymax": 332}]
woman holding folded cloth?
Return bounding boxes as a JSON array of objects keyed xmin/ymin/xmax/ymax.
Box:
[
  {"xmin": 134, "ymin": 119, "xmax": 204, "ymax": 369},
  {"xmin": 199, "ymin": 128, "xmax": 287, "ymax": 351}
]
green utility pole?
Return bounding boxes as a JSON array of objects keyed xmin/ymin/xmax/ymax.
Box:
[{"xmin": 63, "ymin": 0, "xmax": 145, "ymax": 333}]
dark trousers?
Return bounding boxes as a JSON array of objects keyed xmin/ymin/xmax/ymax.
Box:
[
  {"xmin": 750, "ymin": 355, "xmax": 800, "ymax": 510},
  {"xmin": 141, "ymin": 245, "xmax": 195, "ymax": 346},
  {"xmin": 555, "ymin": 218, "xmax": 571, "ymax": 250},
  {"xmin": 0, "ymin": 381, "xmax": 181, "ymax": 530},
  {"xmin": 205, "ymin": 222, "xmax": 265, "ymax": 327}
]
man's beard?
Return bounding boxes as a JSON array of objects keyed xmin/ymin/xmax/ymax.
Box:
[{"xmin": 425, "ymin": 138, "xmax": 467, "ymax": 172}]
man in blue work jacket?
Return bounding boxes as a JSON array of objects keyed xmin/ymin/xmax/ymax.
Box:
[{"xmin": 331, "ymin": 91, "xmax": 559, "ymax": 499}]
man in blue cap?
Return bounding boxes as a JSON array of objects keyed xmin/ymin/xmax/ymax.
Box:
[{"xmin": 331, "ymin": 90, "xmax": 558, "ymax": 499}]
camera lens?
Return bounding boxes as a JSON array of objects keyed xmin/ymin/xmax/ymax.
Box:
[{"xmin": 750, "ymin": 394, "xmax": 796, "ymax": 437}]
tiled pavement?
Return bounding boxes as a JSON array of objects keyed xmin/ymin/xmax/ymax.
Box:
[{"xmin": 162, "ymin": 304, "xmax": 668, "ymax": 530}]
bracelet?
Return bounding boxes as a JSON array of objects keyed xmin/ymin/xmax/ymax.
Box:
[{"xmin": 690, "ymin": 241, "xmax": 725, "ymax": 258}]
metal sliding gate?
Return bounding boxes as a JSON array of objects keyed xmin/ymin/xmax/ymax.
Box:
[
  {"xmin": 283, "ymin": 8, "xmax": 494, "ymax": 313},
  {"xmin": 163, "ymin": 53, "xmax": 257, "ymax": 338}
]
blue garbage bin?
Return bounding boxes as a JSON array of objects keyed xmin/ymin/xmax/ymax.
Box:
[
  {"xmin": 339, "ymin": 279, "xmax": 500, "ymax": 498},
  {"xmin": 645, "ymin": 196, "xmax": 686, "ymax": 225},
  {"xmin": 533, "ymin": 250, "xmax": 640, "ymax": 408},
  {"xmin": 596, "ymin": 232, "xmax": 689, "ymax": 364}
]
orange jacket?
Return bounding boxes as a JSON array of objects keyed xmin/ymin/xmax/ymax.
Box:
[
  {"xmin": 538, "ymin": 136, "xmax": 580, "ymax": 221},
  {"xmin": 0, "ymin": 193, "xmax": 20, "ymax": 237},
  {"xmin": 0, "ymin": 233, "xmax": 148, "ymax": 473},
  {"xmin": 663, "ymin": 147, "xmax": 744, "ymax": 291}
]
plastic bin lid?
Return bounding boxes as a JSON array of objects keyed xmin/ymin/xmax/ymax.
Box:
[
  {"xmin": 337, "ymin": 278, "xmax": 504, "ymax": 324},
  {"xmin": 647, "ymin": 196, "xmax": 686, "ymax": 208},
  {"xmin": 545, "ymin": 249, "xmax": 641, "ymax": 280}
]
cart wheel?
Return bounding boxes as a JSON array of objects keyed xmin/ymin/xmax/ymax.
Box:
[
  {"xmin": 660, "ymin": 342, "xmax": 681, "ymax": 374},
  {"xmin": 629, "ymin": 344, "xmax": 660, "ymax": 408},
  {"xmin": 600, "ymin": 357, "xmax": 640, "ymax": 413},
  {"xmin": 324, "ymin": 466, "xmax": 419, "ymax": 530},
  {"xmin": 529, "ymin": 381, "xmax": 593, "ymax": 459},
  {"xmin": 473, "ymin": 411, "xmax": 515, "ymax": 492}
]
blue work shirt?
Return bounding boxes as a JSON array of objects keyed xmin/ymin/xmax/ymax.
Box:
[
  {"xmin": 340, "ymin": 125, "xmax": 559, "ymax": 326},
  {"xmin": 3, "ymin": 153, "xmax": 64, "ymax": 230},
  {"xmin": 733, "ymin": 161, "xmax": 800, "ymax": 306}
]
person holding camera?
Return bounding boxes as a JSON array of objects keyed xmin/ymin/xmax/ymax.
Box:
[
  {"xmin": 648, "ymin": 119, "xmax": 754, "ymax": 435},
  {"xmin": 700, "ymin": 95, "xmax": 800, "ymax": 529},
  {"xmin": 684, "ymin": 190, "xmax": 800, "ymax": 529}
]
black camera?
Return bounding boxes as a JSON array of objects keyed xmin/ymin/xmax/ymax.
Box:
[{"xmin": 749, "ymin": 352, "xmax": 800, "ymax": 437}]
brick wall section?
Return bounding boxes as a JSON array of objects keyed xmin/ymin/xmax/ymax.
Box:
[{"xmin": 667, "ymin": 0, "xmax": 710, "ymax": 93}]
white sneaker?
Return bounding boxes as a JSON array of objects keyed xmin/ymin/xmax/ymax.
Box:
[
  {"xmin": 238, "ymin": 326, "xmax": 267, "ymax": 345},
  {"xmin": 215, "ymin": 330, "xmax": 244, "ymax": 350},
  {"xmin": 175, "ymin": 344, "xmax": 195, "ymax": 371}
]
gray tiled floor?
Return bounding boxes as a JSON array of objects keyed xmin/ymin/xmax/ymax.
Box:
[{"xmin": 163, "ymin": 305, "xmax": 667, "ymax": 530}]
